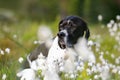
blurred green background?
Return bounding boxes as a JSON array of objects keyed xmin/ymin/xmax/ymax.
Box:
[
  {"xmin": 0, "ymin": 0, "xmax": 120, "ymax": 80},
  {"xmin": 0, "ymin": 0, "xmax": 119, "ymax": 23}
]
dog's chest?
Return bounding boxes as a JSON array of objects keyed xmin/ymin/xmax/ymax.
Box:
[{"xmin": 47, "ymin": 37, "xmax": 66, "ymax": 64}]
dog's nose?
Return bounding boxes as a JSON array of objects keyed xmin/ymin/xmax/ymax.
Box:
[{"xmin": 57, "ymin": 32, "xmax": 65, "ymax": 38}]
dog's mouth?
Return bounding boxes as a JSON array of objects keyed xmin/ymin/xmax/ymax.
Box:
[
  {"xmin": 58, "ymin": 38, "xmax": 66, "ymax": 49},
  {"xmin": 57, "ymin": 30, "xmax": 74, "ymax": 49},
  {"xmin": 58, "ymin": 37, "xmax": 74, "ymax": 49}
]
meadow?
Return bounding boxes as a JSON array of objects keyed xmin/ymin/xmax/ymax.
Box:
[{"xmin": 0, "ymin": 15, "xmax": 120, "ymax": 80}]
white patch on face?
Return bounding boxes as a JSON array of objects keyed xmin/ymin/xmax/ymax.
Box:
[
  {"xmin": 60, "ymin": 30, "xmax": 68, "ymax": 46},
  {"xmin": 67, "ymin": 20, "xmax": 71, "ymax": 24}
]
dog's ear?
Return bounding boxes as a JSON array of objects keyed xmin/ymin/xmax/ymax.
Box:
[{"xmin": 85, "ymin": 28, "xmax": 90, "ymax": 40}]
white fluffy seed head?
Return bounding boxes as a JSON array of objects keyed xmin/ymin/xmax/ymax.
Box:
[
  {"xmin": 18, "ymin": 57, "xmax": 24, "ymax": 63},
  {"xmin": 37, "ymin": 25, "xmax": 53, "ymax": 42}
]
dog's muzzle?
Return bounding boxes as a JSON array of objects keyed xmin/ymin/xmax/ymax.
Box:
[{"xmin": 57, "ymin": 30, "xmax": 68, "ymax": 49}]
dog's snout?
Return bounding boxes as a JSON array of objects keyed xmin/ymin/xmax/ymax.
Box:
[{"xmin": 57, "ymin": 32, "xmax": 65, "ymax": 38}]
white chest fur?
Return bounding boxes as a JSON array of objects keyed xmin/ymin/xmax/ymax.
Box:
[{"xmin": 47, "ymin": 37, "xmax": 66, "ymax": 65}]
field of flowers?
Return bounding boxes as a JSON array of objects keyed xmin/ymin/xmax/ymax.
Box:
[{"xmin": 0, "ymin": 15, "xmax": 120, "ymax": 80}]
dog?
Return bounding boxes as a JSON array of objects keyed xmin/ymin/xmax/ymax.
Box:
[{"xmin": 24, "ymin": 15, "xmax": 90, "ymax": 68}]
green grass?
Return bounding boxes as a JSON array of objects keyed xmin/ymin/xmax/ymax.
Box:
[{"xmin": 0, "ymin": 20, "xmax": 120, "ymax": 80}]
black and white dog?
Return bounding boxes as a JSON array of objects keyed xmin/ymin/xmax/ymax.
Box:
[
  {"xmin": 26, "ymin": 15, "xmax": 91, "ymax": 66},
  {"xmin": 28, "ymin": 15, "xmax": 90, "ymax": 61}
]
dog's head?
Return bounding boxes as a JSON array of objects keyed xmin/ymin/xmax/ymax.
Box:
[{"xmin": 57, "ymin": 16, "xmax": 90, "ymax": 49}]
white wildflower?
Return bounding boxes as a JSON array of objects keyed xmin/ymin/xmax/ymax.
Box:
[
  {"xmin": 91, "ymin": 65, "xmax": 97, "ymax": 73},
  {"xmin": 98, "ymin": 14, "xmax": 103, "ymax": 22},
  {"xmin": 78, "ymin": 56, "xmax": 83, "ymax": 61},
  {"xmin": 18, "ymin": 57, "xmax": 24, "ymax": 63},
  {"xmin": 76, "ymin": 66, "xmax": 84, "ymax": 72},
  {"xmin": 17, "ymin": 69, "xmax": 36, "ymax": 80},
  {"xmin": 29, "ymin": 53, "xmax": 46, "ymax": 73},
  {"xmin": 88, "ymin": 40, "xmax": 94, "ymax": 46},
  {"xmin": 35, "ymin": 56, "xmax": 46, "ymax": 71},
  {"xmin": 115, "ymin": 57, "xmax": 120, "ymax": 64},
  {"xmin": 110, "ymin": 20, "xmax": 115, "ymax": 24},
  {"xmin": 110, "ymin": 31, "xmax": 115, "ymax": 36},
  {"xmin": 115, "ymin": 36, "xmax": 119, "ymax": 41},
  {"xmin": 44, "ymin": 70, "xmax": 60, "ymax": 80},
  {"xmin": 64, "ymin": 73, "xmax": 69, "ymax": 78},
  {"xmin": 107, "ymin": 23, "xmax": 112, "ymax": 28},
  {"xmin": 59, "ymin": 66, "xmax": 64, "ymax": 72},
  {"xmin": 88, "ymin": 62, "xmax": 94, "ymax": 67},
  {"xmin": 86, "ymin": 68, "xmax": 92, "ymax": 75},
  {"xmin": 45, "ymin": 39, "xmax": 53, "ymax": 48},
  {"xmin": 33, "ymin": 40, "xmax": 39, "ymax": 44},
  {"xmin": 105, "ymin": 51, "xmax": 109, "ymax": 55},
  {"xmin": 94, "ymin": 75, "xmax": 99, "ymax": 79},
  {"xmin": 0, "ymin": 50, "xmax": 4, "ymax": 55},
  {"xmin": 100, "ymin": 68, "xmax": 110, "ymax": 80},
  {"xmin": 74, "ymin": 38, "xmax": 96, "ymax": 63},
  {"xmin": 111, "ymin": 54, "xmax": 115, "ymax": 59},
  {"xmin": 37, "ymin": 25, "xmax": 53, "ymax": 42},
  {"xmin": 118, "ymin": 23, "xmax": 120, "ymax": 27},
  {"xmin": 95, "ymin": 47, "xmax": 100, "ymax": 52},
  {"xmin": 118, "ymin": 70, "xmax": 120, "ymax": 75},
  {"xmin": 13, "ymin": 34, "xmax": 17, "ymax": 39},
  {"xmin": 112, "ymin": 68, "xmax": 118, "ymax": 73},
  {"xmin": 70, "ymin": 74, "xmax": 75, "ymax": 78},
  {"xmin": 116, "ymin": 15, "xmax": 120, "ymax": 20},
  {"xmin": 2, "ymin": 74, "xmax": 7, "ymax": 80},
  {"xmin": 64, "ymin": 48, "xmax": 77, "ymax": 73},
  {"xmin": 5, "ymin": 48, "xmax": 10, "ymax": 54},
  {"xmin": 112, "ymin": 23, "xmax": 118, "ymax": 32}
]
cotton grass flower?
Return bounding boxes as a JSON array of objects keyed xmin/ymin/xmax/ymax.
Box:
[
  {"xmin": 88, "ymin": 40, "xmax": 94, "ymax": 46},
  {"xmin": 115, "ymin": 57, "xmax": 120, "ymax": 64},
  {"xmin": 110, "ymin": 20, "xmax": 115, "ymax": 24},
  {"xmin": 0, "ymin": 49, "xmax": 4, "ymax": 55},
  {"xmin": 44, "ymin": 70, "xmax": 60, "ymax": 80},
  {"xmin": 112, "ymin": 68, "xmax": 118, "ymax": 74},
  {"xmin": 18, "ymin": 57, "xmax": 24, "ymax": 63},
  {"xmin": 31, "ymin": 54, "xmax": 46, "ymax": 72},
  {"xmin": 2, "ymin": 74, "xmax": 7, "ymax": 80},
  {"xmin": 37, "ymin": 25, "xmax": 53, "ymax": 49},
  {"xmin": 111, "ymin": 54, "xmax": 115, "ymax": 59},
  {"xmin": 17, "ymin": 69, "xmax": 36, "ymax": 80},
  {"xmin": 118, "ymin": 70, "xmax": 120, "ymax": 75},
  {"xmin": 13, "ymin": 34, "xmax": 17, "ymax": 39},
  {"xmin": 98, "ymin": 14, "xmax": 103, "ymax": 22},
  {"xmin": 94, "ymin": 75, "xmax": 99, "ymax": 79},
  {"xmin": 116, "ymin": 15, "xmax": 120, "ymax": 21},
  {"xmin": 74, "ymin": 38, "xmax": 96, "ymax": 63},
  {"xmin": 33, "ymin": 40, "xmax": 39, "ymax": 44},
  {"xmin": 70, "ymin": 74, "xmax": 75, "ymax": 79},
  {"xmin": 37, "ymin": 25, "xmax": 53, "ymax": 43},
  {"xmin": 5, "ymin": 48, "xmax": 10, "ymax": 54}
]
